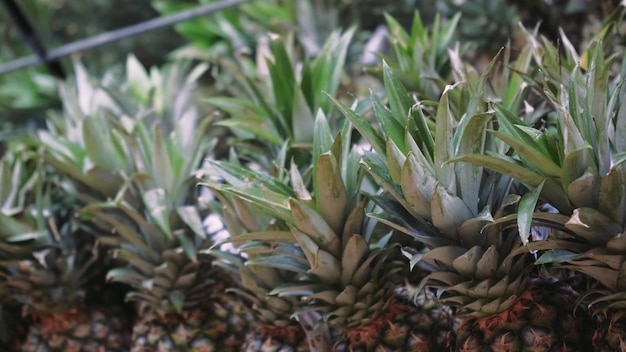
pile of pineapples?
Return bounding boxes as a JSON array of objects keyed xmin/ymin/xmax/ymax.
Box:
[{"xmin": 2, "ymin": 3, "xmax": 626, "ymax": 352}]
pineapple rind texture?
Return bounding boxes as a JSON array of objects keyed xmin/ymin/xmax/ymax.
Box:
[
  {"xmin": 24, "ymin": 306, "xmax": 131, "ymax": 352},
  {"xmin": 242, "ymin": 325, "xmax": 309, "ymax": 352},
  {"xmin": 131, "ymin": 295, "xmax": 249, "ymax": 352},
  {"xmin": 333, "ymin": 286, "xmax": 456, "ymax": 352},
  {"xmin": 455, "ymin": 281, "xmax": 592, "ymax": 351}
]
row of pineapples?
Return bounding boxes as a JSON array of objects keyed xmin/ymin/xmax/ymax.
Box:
[{"xmin": 1, "ymin": 5, "xmax": 626, "ymax": 352}]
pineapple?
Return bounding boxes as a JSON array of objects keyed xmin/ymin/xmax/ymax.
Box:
[
  {"xmin": 0, "ymin": 145, "xmax": 35, "ymax": 351},
  {"xmin": 78, "ymin": 107, "xmax": 249, "ymax": 350},
  {"xmin": 9, "ymin": 228, "xmax": 132, "ymax": 352},
  {"xmin": 208, "ymin": 115, "xmax": 456, "ymax": 351},
  {"xmin": 457, "ymin": 8, "xmax": 626, "ymax": 350},
  {"xmin": 234, "ymin": 267, "xmax": 309, "ymax": 352},
  {"xmin": 0, "ymin": 142, "xmax": 131, "ymax": 351},
  {"xmin": 202, "ymin": 27, "xmax": 359, "ymax": 344},
  {"xmin": 37, "ymin": 56, "xmax": 252, "ymax": 350},
  {"xmin": 80, "ymin": 181, "xmax": 251, "ymax": 351},
  {"xmin": 206, "ymin": 183, "xmax": 310, "ymax": 351},
  {"xmin": 330, "ymin": 53, "xmax": 591, "ymax": 350}
]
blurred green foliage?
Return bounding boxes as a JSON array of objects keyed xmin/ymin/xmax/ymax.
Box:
[
  {"xmin": 0, "ymin": 0, "xmax": 619, "ymax": 149},
  {"xmin": 0, "ymin": 0, "xmax": 185, "ymax": 144}
]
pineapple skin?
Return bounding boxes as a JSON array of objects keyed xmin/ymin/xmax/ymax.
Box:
[
  {"xmin": 241, "ymin": 325, "xmax": 309, "ymax": 352},
  {"xmin": 455, "ymin": 282, "xmax": 593, "ymax": 352},
  {"xmin": 131, "ymin": 293, "xmax": 251, "ymax": 352},
  {"xmin": 592, "ymin": 316, "xmax": 626, "ymax": 352},
  {"xmin": 332, "ymin": 295, "xmax": 455, "ymax": 352},
  {"xmin": 23, "ymin": 306, "xmax": 131, "ymax": 352}
]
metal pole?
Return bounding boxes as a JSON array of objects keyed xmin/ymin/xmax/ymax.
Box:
[
  {"xmin": 1, "ymin": 0, "xmax": 66, "ymax": 78},
  {"xmin": 0, "ymin": 0, "xmax": 252, "ymax": 76}
]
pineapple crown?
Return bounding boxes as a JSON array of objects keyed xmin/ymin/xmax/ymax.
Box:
[
  {"xmin": 35, "ymin": 56, "xmax": 224, "ymax": 314},
  {"xmin": 453, "ymin": 5, "xmax": 626, "ymax": 219},
  {"xmin": 0, "ymin": 142, "xmax": 101, "ymax": 314},
  {"xmin": 376, "ymin": 10, "xmax": 465, "ymax": 101},
  {"xmin": 206, "ymin": 176, "xmax": 302, "ymax": 328},
  {"xmin": 333, "ymin": 59, "xmax": 520, "ymax": 245},
  {"xmin": 330, "ymin": 51, "xmax": 547, "ymax": 318},
  {"xmin": 80, "ymin": 183, "xmax": 215, "ymax": 314},
  {"xmin": 462, "ymin": 6, "xmax": 626, "ymax": 318},
  {"xmin": 205, "ymin": 27, "xmax": 354, "ymax": 169},
  {"xmin": 39, "ymin": 56, "xmax": 212, "ymax": 201},
  {"xmin": 207, "ymin": 114, "xmax": 407, "ymax": 330}
]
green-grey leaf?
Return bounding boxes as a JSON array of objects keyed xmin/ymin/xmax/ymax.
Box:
[
  {"xmin": 246, "ymin": 255, "xmax": 310, "ymax": 274},
  {"xmin": 518, "ymin": 180, "xmax": 545, "ymax": 245},
  {"xmin": 383, "ymin": 60, "xmax": 413, "ymax": 126},
  {"xmin": 289, "ymin": 198, "xmax": 340, "ymax": 257},
  {"xmin": 400, "ymin": 152, "xmax": 435, "ymax": 219},
  {"xmin": 489, "ymin": 129, "xmax": 562, "ymax": 178},
  {"xmin": 315, "ymin": 153, "xmax": 348, "ymax": 235},
  {"xmin": 535, "ymin": 249, "xmax": 580, "ymax": 265},
  {"xmin": 431, "ymin": 183, "xmax": 473, "ymax": 241},
  {"xmin": 143, "ymin": 188, "xmax": 172, "ymax": 239},
  {"xmin": 177, "ymin": 206, "xmax": 206, "ymax": 239},
  {"xmin": 565, "ymin": 207, "xmax": 621, "ymax": 245},
  {"xmin": 341, "ymin": 235, "xmax": 368, "ymax": 286},
  {"xmin": 329, "ymin": 94, "xmax": 386, "ymax": 157}
]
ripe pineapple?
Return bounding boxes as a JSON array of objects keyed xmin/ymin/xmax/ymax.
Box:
[
  {"xmin": 0, "ymin": 143, "xmax": 131, "ymax": 351},
  {"xmin": 36, "ymin": 55, "xmax": 253, "ymax": 350},
  {"xmin": 208, "ymin": 115, "xmax": 456, "ymax": 351},
  {"xmin": 80, "ymin": 183, "xmax": 252, "ymax": 351},
  {"xmin": 330, "ymin": 57, "xmax": 592, "ymax": 350},
  {"xmin": 0, "ymin": 146, "xmax": 33, "ymax": 351},
  {"xmin": 458, "ymin": 11, "xmax": 626, "ymax": 350},
  {"xmin": 71, "ymin": 99, "xmax": 251, "ymax": 350},
  {"xmin": 206, "ymin": 186, "xmax": 310, "ymax": 351}
]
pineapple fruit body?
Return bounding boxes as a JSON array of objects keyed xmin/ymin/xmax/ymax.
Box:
[
  {"xmin": 8, "ymin": 240, "xmax": 134, "ymax": 352},
  {"xmin": 332, "ymin": 296, "xmax": 455, "ymax": 352},
  {"xmin": 131, "ymin": 296, "xmax": 250, "ymax": 352},
  {"xmin": 24, "ymin": 306, "xmax": 130, "ymax": 352},
  {"xmin": 455, "ymin": 282, "xmax": 591, "ymax": 351},
  {"xmin": 242, "ymin": 325, "xmax": 308, "ymax": 352},
  {"xmin": 208, "ymin": 117, "xmax": 455, "ymax": 352},
  {"xmin": 592, "ymin": 316, "xmax": 626, "ymax": 352}
]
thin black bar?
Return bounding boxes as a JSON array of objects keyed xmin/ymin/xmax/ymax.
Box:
[
  {"xmin": 0, "ymin": 0, "xmax": 251, "ymax": 76},
  {"xmin": 1, "ymin": 0, "xmax": 66, "ymax": 78}
]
